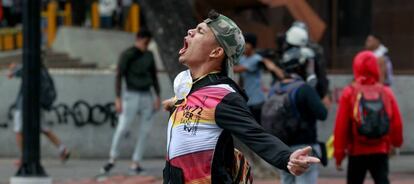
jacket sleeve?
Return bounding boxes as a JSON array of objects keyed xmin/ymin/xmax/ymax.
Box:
[
  {"xmin": 149, "ymin": 53, "xmax": 161, "ymax": 96},
  {"xmin": 215, "ymin": 92, "xmax": 292, "ymax": 172},
  {"xmin": 385, "ymin": 87, "xmax": 403, "ymax": 147},
  {"xmin": 333, "ymin": 87, "xmax": 352, "ymax": 166},
  {"xmin": 115, "ymin": 49, "xmax": 130, "ymax": 97}
]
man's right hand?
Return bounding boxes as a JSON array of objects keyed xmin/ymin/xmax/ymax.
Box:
[
  {"xmin": 115, "ymin": 97, "xmax": 122, "ymax": 113},
  {"xmin": 162, "ymin": 97, "xmax": 176, "ymax": 112}
]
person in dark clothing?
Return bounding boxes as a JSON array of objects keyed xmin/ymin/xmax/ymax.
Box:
[
  {"xmin": 273, "ymin": 46, "xmax": 328, "ymax": 183},
  {"xmin": 161, "ymin": 10, "xmax": 320, "ymax": 183},
  {"xmin": 101, "ymin": 30, "xmax": 161, "ymax": 175}
]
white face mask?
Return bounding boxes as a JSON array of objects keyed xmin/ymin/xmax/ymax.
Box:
[{"xmin": 173, "ymin": 69, "xmax": 193, "ymax": 100}]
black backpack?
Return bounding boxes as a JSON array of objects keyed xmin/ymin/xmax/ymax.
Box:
[
  {"xmin": 261, "ymin": 80, "xmax": 305, "ymax": 144},
  {"xmin": 353, "ymin": 84, "xmax": 390, "ymax": 139},
  {"xmin": 40, "ymin": 67, "xmax": 57, "ymax": 110}
]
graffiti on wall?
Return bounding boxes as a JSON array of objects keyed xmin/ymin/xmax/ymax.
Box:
[{"xmin": 0, "ymin": 100, "xmax": 117, "ymax": 129}]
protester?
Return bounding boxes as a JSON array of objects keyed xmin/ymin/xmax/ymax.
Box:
[
  {"xmin": 261, "ymin": 41, "xmax": 328, "ymax": 184},
  {"xmin": 365, "ymin": 34, "xmax": 394, "ymax": 86},
  {"xmin": 101, "ymin": 30, "xmax": 161, "ymax": 175},
  {"xmin": 162, "ymin": 10, "xmax": 320, "ymax": 183},
  {"xmin": 7, "ymin": 62, "xmax": 70, "ymax": 166},
  {"xmin": 233, "ymin": 33, "xmax": 284, "ymax": 124},
  {"xmin": 334, "ymin": 51, "xmax": 403, "ymax": 184}
]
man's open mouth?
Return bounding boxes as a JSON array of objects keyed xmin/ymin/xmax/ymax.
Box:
[{"xmin": 179, "ymin": 38, "xmax": 188, "ymax": 55}]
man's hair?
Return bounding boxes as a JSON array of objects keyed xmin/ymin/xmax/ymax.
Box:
[
  {"xmin": 244, "ymin": 33, "xmax": 257, "ymax": 48},
  {"xmin": 136, "ymin": 29, "xmax": 152, "ymax": 39}
]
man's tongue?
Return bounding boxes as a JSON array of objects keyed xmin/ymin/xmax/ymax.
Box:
[{"xmin": 179, "ymin": 40, "xmax": 188, "ymax": 55}]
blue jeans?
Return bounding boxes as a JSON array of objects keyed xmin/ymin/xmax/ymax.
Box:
[
  {"xmin": 109, "ymin": 90, "xmax": 155, "ymax": 162},
  {"xmin": 280, "ymin": 144, "xmax": 321, "ymax": 184}
]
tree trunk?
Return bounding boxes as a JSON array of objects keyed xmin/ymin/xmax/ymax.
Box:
[{"xmin": 138, "ymin": 0, "xmax": 197, "ymax": 81}]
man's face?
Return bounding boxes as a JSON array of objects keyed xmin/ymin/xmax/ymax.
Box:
[
  {"xmin": 136, "ymin": 37, "xmax": 151, "ymax": 51},
  {"xmin": 244, "ymin": 43, "xmax": 254, "ymax": 56},
  {"xmin": 178, "ymin": 22, "xmax": 221, "ymax": 66},
  {"xmin": 365, "ymin": 35, "xmax": 380, "ymax": 50}
]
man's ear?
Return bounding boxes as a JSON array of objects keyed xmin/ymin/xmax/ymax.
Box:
[{"xmin": 209, "ymin": 47, "xmax": 225, "ymax": 59}]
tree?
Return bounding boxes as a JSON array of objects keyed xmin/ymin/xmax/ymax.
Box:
[{"xmin": 138, "ymin": 0, "xmax": 197, "ymax": 81}]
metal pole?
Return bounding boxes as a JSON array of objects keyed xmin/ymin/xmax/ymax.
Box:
[{"xmin": 15, "ymin": 0, "xmax": 47, "ymax": 177}]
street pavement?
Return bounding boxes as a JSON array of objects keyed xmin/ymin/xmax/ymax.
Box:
[{"xmin": 1, "ymin": 155, "xmax": 414, "ymax": 184}]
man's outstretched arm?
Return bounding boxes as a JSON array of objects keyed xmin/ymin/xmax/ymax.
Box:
[{"xmin": 215, "ymin": 92, "xmax": 319, "ymax": 175}]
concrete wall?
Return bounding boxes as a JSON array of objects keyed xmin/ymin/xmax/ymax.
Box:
[
  {"xmin": 0, "ymin": 70, "xmax": 172, "ymax": 159},
  {"xmin": 0, "ymin": 73, "xmax": 413, "ymax": 159},
  {"xmin": 52, "ymin": 27, "xmax": 165, "ymax": 70}
]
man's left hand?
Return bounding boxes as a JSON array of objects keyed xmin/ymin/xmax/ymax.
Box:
[{"xmin": 288, "ymin": 146, "xmax": 320, "ymax": 176}]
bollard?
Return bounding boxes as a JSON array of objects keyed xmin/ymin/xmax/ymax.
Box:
[
  {"xmin": 64, "ymin": 2, "xmax": 72, "ymax": 26},
  {"xmin": 47, "ymin": 1, "xmax": 57, "ymax": 48},
  {"xmin": 0, "ymin": 32, "xmax": 3, "ymax": 51},
  {"xmin": 16, "ymin": 30, "xmax": 23, "ymax": 49},
  {"xmin": 91, "ymin": 2, "xmax": 100, "ymax": 29},
  {"xmin": 3, "ymin": 30, "xmax": 15, "ymax": 51},
  {"xmin": 130, "ymin": 3, "xmax": 140, "ymax": 33}
]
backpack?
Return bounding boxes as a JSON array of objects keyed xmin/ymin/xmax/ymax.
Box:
[
  {"xmin": 231, "ymin": 149, "xmax": 253, "ymax": 184},
  {"xmin": 40, "ymin": 67, "xmax": 57, "ymax": 110},
  {"xmin": 352, "ymin": 83, "xmax": 390, "ymax": 140},
  {"xmin": 261, "ymin": 80, "xmax": 305, "ymax": 144}
]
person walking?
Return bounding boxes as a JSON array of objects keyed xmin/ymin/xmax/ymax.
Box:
[
  {"xmin": 101, "ymin": 30, "xmax": 161, "ymax": 175},
  {"xmin": 334, "ymin": 51, "xmax": 403, "ymax": 184},
  {"xmin": 7, "ymin": 62, "xmax": 70, "ymax": 166}
]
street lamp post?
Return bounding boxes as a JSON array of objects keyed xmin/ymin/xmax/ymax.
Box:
[{"xmin": 10, "ymin": 0, "xmax": 51, "ymax": 183}]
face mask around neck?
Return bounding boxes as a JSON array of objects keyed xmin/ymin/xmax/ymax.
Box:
[{"xmin": 173, "ymin": 69, "xmax": 193, "ymax": 100}]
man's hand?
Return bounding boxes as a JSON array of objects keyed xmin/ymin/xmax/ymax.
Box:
[
  {"xmin": 7, "ymin": 63, "xmax": 16, "ymax": 79},
  {"xmin": 115, "ymin": 97, "xmax": 122, "ymax": 113},
  {"xmin": 288, "ymin": 146, "xmax": 320, "ymax": 176},
  {"xmin": 322, "ymin": 95, "xmax": 332, "ymax": 110},
  {"xmin": 153, "ymin": 96, "xmax": 161, "ymax": 111},
  {"xmin": 162, "ymin": 97, "xmax": 176, "ymax": 112}
]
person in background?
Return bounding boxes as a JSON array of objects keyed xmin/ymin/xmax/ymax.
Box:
[
  {"xmin": 233, "ymin": 33, "xmax": 284, "ymax": 124},
  {"xmin": 365, "ymin": 34, "xmax": 394, "ymax": 86},
  {"xmin": 101, "ymin": 30, "xmax": 161, "ymax": 175},
  {"xmin": 99, "ymin": 0, "xmax": 116, "ymax": 28},
  {"xmin": 334, "ymin": 51, "xmax": 403, "ymax": 184},
  {"xmin": 276, "ymin": 21, "xmax": 330, "ymax": 106},
  {"xmin": 7, "ymin": 62, "xmax": 70, "ymax": 166}
]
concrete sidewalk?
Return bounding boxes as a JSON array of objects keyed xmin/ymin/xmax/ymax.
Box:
[{"xmin": 1, "ymin": 155, "xmax": 413, "ymax": 184}]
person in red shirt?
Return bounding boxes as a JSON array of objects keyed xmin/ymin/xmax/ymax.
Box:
[{"xmin": 334, "ymin": 51, "xmax": 403, "ymax": 184}]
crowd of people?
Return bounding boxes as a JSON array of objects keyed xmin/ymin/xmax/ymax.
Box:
[{"xmin": 6, "ymin": 8, "xmax": 404, "ymax": 184}]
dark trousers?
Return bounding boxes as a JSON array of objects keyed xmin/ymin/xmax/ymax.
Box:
[
  {"xmin": 347, "ymin": 154, "xmax": 389, "ymax": 184},
  {"xmin": 248, "ymin": 102, "xmax": 263, "ymax": 125}
]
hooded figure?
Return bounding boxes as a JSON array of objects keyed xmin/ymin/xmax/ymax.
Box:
[{"xmin": 334, "ymin": 51, "xmax": 403, "ymax": 184}]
